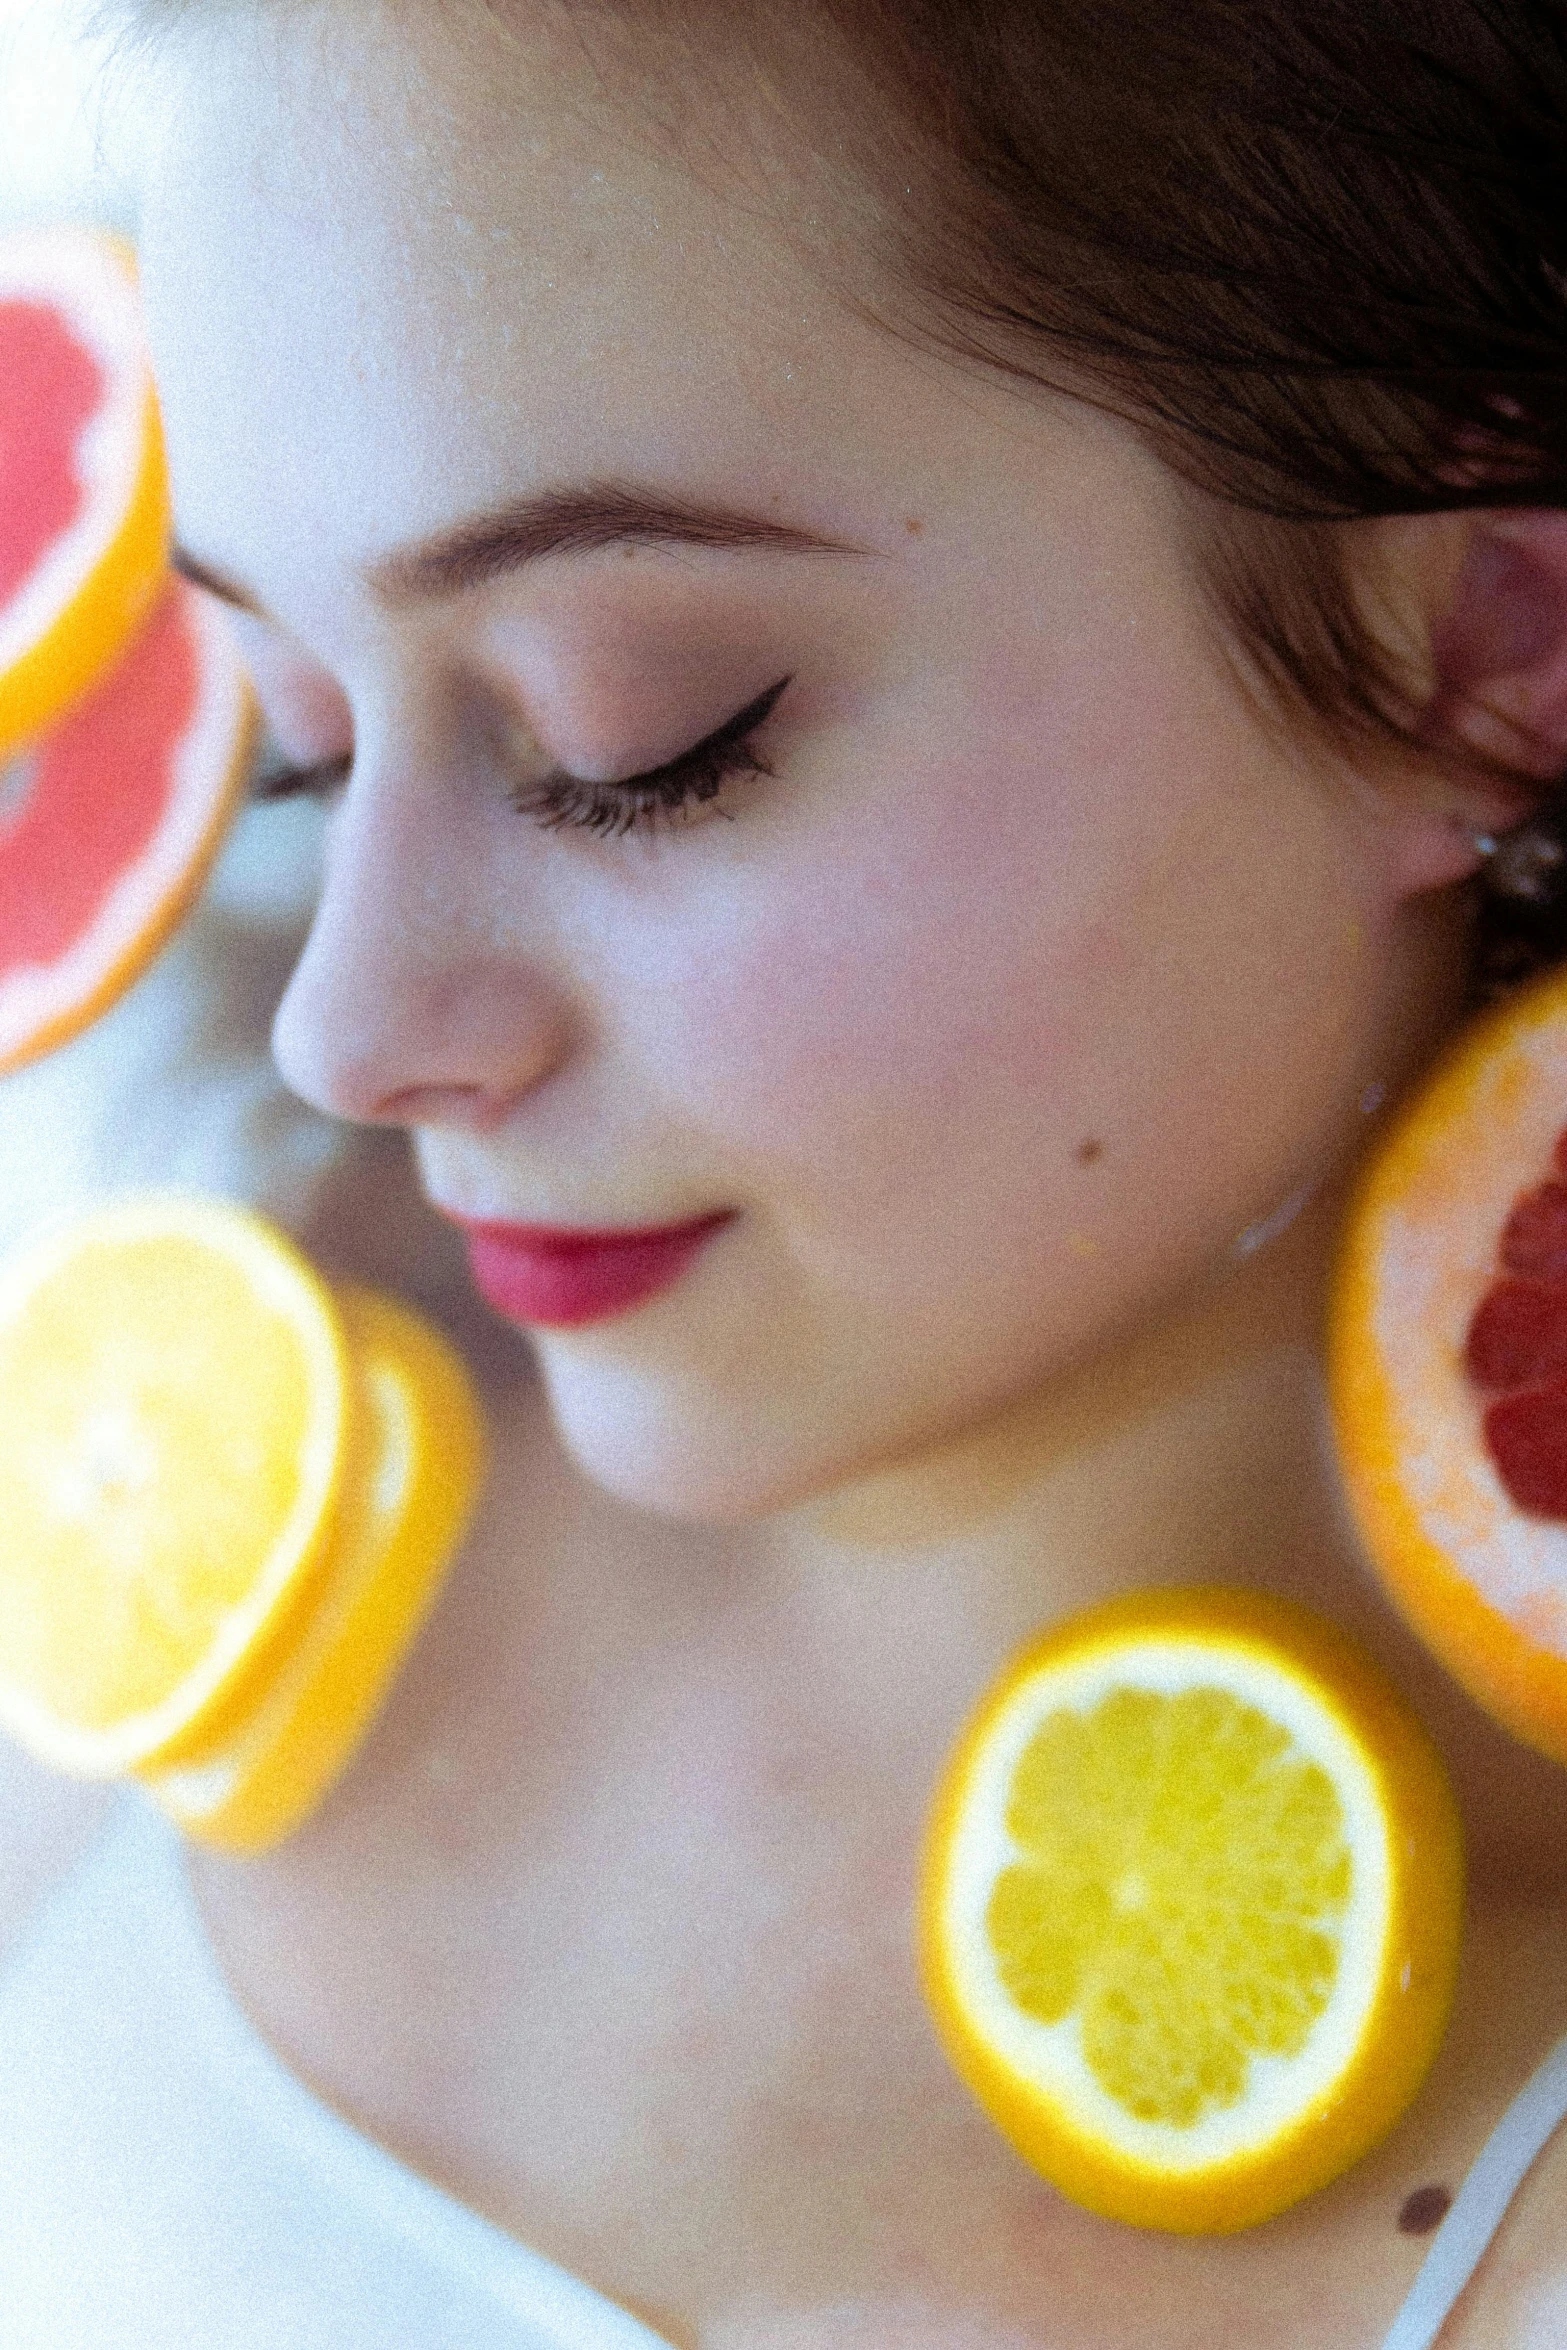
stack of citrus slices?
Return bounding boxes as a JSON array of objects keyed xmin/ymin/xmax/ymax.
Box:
[
  {"xmin": 1, "ymin": 224, "xmax": 256, "ymax": 1072},
  {"xmin": 0, "ymin": 231, "xmax": 489, "ymax": 1852},
  {"xmin": 1332, "ymin": 956, "xmax": 1567, "ymax": 1765},
  {"xmin": 920, "ymin": 1587, "xmax": 1463, "ymax": 2232},
  {"xmin": 0, "ymin": 1192, "xmax": 485, "ymax": 1851}
]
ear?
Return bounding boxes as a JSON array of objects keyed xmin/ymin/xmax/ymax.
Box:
[
  {"xmin": 1358, "ymin": 509, "xmax": 1567, "ymax": 895},
  {"xmin": 1429, "ymin": 511, "xmax": 1567, "ymax": 779}
]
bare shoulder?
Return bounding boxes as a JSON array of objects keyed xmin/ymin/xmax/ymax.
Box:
[
  {"xmin": 0, "ymin": 1734, "xmax": 115, "ymax": 1966},
  {"xmin": 1440, "ymin": 1900, "xmax": 1567, "ymax": 2350},
  {"xmin": 1445, "ymin": 2123, "xmax": 1567, "ymax": 2346}
]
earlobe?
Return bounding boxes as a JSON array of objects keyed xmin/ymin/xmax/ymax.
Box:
[
  {"xmin": 1385, "ymin": 802, "xmax": 1530, "ymax": 899},
  {"xmin": 1369, "ymin": 509, "xmax": 1567, "ymax": 901}
]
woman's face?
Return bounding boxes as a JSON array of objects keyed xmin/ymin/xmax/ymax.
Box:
[{"xmin": 125, "ymin": 0, "xmax": 1469, "ymax": 1521}]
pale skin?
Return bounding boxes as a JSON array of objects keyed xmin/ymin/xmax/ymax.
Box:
[{"xmin": 17, "ymin": 0, "xmax": 1567, "ymax": 2339}]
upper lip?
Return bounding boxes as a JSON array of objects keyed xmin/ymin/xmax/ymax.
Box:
[{"xmin": 436, "ymin": 1205, "xmax": 735, "ymax": 1251}]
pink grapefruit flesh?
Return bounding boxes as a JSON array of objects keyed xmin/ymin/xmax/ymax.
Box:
[
  {"xmin": 0, "ymin": 574, "xmax": 258, "ymax": 1074},
  {"xmin": 1330, "ymin": 962, "xmax": 1567, "ymax": 1765},
  {"xmin": 0, "ymin": 227, "xmax": 171, "ymax": 760}
]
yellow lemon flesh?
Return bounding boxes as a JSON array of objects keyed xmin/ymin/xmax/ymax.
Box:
[
  {"xmin": 139, "ymin": 1283, "xmax": 486, "ymax": 1852},
  {"xmin": 920, "ymin": 1587, "xmax": 1463, "ymax": 2233},
  {"xmin": 0, "ymin": 1194, "xmax": 354, "ymax": 1775}
]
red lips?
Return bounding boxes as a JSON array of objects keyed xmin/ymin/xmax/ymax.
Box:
[{"xmin": 449, "ymin": 1211, "xmax": 735, "ymax": 1329}]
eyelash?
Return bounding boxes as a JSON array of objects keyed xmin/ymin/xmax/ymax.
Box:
[{"xmin": 250, "ymin": 674, "xmax": 792, "ymax": 839}]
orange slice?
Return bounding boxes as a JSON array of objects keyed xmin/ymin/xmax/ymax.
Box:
[
  {"xmin": 1331, "ymin": 958, "xmax": 1567, "ymax": 1763},
  {"xmin": 0, "ymin": 1193, "xmax": 358, "ymax": 1776},
  {"xmin": 138, "ymin": 1283, "xmax": 486, "ymax": 1852},
  {"xmin": 919, "ymin": 1586, "xmax": 1462, "ymax": 2233},
  {"xmin": 0, "ymin": 226, "xmax": 171, "ymax": 760},
  {"xmin": 0, "ymin": 572, "xmax": 257, "ymax": 1074}
]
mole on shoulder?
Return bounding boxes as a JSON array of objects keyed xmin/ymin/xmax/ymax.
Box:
[
  {"xmin": 1075, "ymin": 1138, "xmax": 1105, "ymax": 1165},
  {"xmin": 1398, "ymin": 2184, "xmax": 1452, "ymax": 2235}
]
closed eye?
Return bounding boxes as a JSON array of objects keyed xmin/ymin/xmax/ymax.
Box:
[
  {"xmin": 250, "ymin": 745, "xmax": 353, "ymax": 803},
  {"xmin": 512, "ymin": 674, "xmax": 792, "ymax": 837},
  {"xmin": 250, "ymin": 673, "xmax": 793, "ymax": 838}
]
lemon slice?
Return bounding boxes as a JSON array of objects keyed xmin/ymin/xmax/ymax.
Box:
[
  {"xmin": 139, "ymin": 1283, "xmax": 487, "ymax": 1851},
  {"xmin": 919, "ymin": 1586, "xmax": 1463, "ymax": 2233},
  {"xmin": 0, "ymin": 1192, "xmax": 356, "ymax": 1775}
]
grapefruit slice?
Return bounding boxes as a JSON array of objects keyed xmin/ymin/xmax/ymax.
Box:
[
  {"xmin": 0, "ymin": 572, "xmax": 257, "ymax": 1075},
  {"xmin": 0, "ymin": 1192, "xmax": 360, "ymax": 1776},
  {"xmin": 0, "ymin": 226, "xmax": 171, "ymax": 760},
  {"xmin": 1331, "ymin": 958, "xmax": 1567, "ymax": 1764},
  {"xmin": 920, "ymin": 1587, "xmax": 1463, "ymax": 2233}
]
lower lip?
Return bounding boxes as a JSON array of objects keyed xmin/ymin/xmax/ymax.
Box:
[{"xmin": 456, "ymin": 1213, "xmax": 735, "ymax": 1329}]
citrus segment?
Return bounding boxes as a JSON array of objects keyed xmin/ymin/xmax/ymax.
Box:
[
  {"xmin": 920, "ymin": 1587, "xmax": 1463, "ymax": 2233},
  {"xmin": 1500, "ymin": 1177, "xmax": 1567, "ymax": 1277},
  {"xmin": 0, "ymin": 1194, "xmax": 357, "ymax": 1775},
  {"xmin": 1482, "ymin": 1382, "xmax": 1567, "ymax": 1518},
  {"xmin": 1465, "ymin": 1278, "xmax": 1567, "ymax": 1392},
  {"xmin": 0, "ymin": 228, "xmax": 171, "ymax": 759},
  {"xmin": 139, "ymin": 1283, "xmax": 486, "ymax": 1852},
  {"xmin": 1330, "ymin": 959, "xmax": 1567, "ymax": 1761}
]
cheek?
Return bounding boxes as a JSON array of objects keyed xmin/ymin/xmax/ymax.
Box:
[
  {"xmin": 607, "ymin": 666, "xmax": 1370, "ymax": 1300},
  {"xmin": 621, "ymin": 738, "xmax": 1131, "ymax": 1235}
]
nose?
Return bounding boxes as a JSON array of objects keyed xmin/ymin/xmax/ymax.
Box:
[{"xmin": 270, "ymin": 747, "xmax": 573, "ymax": 1132}]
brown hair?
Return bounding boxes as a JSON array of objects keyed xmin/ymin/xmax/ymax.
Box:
[{"xmin": 97, "ymin": 0, "xmax": 1567, "ymax": 976}]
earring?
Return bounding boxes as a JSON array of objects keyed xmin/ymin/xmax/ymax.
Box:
[
  {"xmin": 1469, "ymin": 796, "xmax": 1567, "ymax": 1003},
  {"xmin": 1474, "ymin": 809, "xmax": 1567, "ymax": 904}
]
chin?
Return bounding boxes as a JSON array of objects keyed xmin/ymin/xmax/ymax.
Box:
[{"xmin": 535, "ymin": 1349, "xmax": 846, "ymax": 1524}]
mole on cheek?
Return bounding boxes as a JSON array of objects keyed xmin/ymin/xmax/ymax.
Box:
[{"xmin": 1075, "ymin": 1138, "xmax": 1105, "ymax": 1165}]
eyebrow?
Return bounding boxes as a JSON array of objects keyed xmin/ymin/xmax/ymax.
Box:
[{"xmin": 170, "ymin": 481, "xmax": 873, "ymax": 621}]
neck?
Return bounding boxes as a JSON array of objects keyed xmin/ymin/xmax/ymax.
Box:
[
  {"xmin": 778, "ymin": 889, "xmax": 1474, "ymax": 1613},
  {"xmin": 782, "ymin": 1167, "xmax": 1345, "ymax": 1591},
  {"xmin": 769, "ymin": 1120, "xmax": 1567, "ymax": 1902}
]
